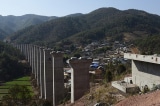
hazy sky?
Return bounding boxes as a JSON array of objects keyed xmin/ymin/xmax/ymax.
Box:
[{"xmin": 0, "ymin": 0, "xmax": 160, "ymax": 16}]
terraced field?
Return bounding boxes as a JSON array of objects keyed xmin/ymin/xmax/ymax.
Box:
[{"xmin": 0, "ymin": 76, "xmax": 33, "ymax": 100}]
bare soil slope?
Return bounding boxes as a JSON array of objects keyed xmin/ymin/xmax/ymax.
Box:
[{"xmin": 116, "ymin": 90, "xmax": 160, "ymax": 106}]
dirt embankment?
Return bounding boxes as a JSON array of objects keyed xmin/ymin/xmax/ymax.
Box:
[{"xmin": 116, "ymin": 90, "xmax": 160, "ymax": 106}]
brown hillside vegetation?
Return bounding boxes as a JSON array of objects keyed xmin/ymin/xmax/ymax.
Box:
[
  {"xmin": 116, "ymin": 90, "xmax": 160, "ymax": 106},
  {"xmin": 130, "ymin": 47, "xmax": 140, "ymax": 54},
  {"xmin": 123, "ymin": 31, "xmax": 148, "ymax": 42},
  {"xmin": 59, "ymin": 84, "xmax": 125, "ymax": 106},
  {"xmin": 130, "ymin": 44, "xmax": 140, "ymax": 54}
]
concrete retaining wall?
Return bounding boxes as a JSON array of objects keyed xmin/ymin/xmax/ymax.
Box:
[{"xmin": 132, "ymin": 60, "xmax": 160, "ymax": 90}]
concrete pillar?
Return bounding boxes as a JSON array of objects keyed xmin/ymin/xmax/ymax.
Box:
[
  {"xmin": 34, "ymin": 45, "xmax": 37, "ymax": 78},
  {"xmin": 31, "ymin": 45, "xmax": 35, "ymax": 74},
  {"xmin": 16, "ymin": 44, "xmax": 18, "ymax": 49},
  {"xmin": 23, "ymin": 44, "xmax": 26, "ymax": 58},
  {"xmin": 27, "ymin": 44, "xmax": 30, "ymax": 62},
  {"xmin": 39, "ymin": 47, "xmax": 45, "ymax": 98},
  {"xmin": 69, "ymin": 57, "xmax": 92, "ymax": 103},
  {"xmin": 24, "ymin": 44, "xmax": 28, "ymax": 60},
  {"xmin": 19, "ymin": 44, "xmax": 21, "ymax": 51},
  {"xmin": 24, "ymin": 44, "xmax": 27, "ymax": 58},
  {"xmin": 22, "ymin": 44, "xmax": 25, "ymax": 55},
  {"xmin": 29, "ymin": 44, "xmax": 32, "ymax": 67},
  {"xmin": 36, "ymin": 46, "xmax": 40, "ymax": 86},
  {"xmin": 50, "ymin": 51, "xmax": 64, "ymax": 106},
  {"xmin": 21, "ymin": 44, "xmax": 23, "ymax": 54},
  {"xmin": 20, "ymin": 44, "xmax": 23, "ymax": 53},
  {"xmin": 28, "ymin": 44, "xmax": 30, "ymax": 65},
  {"xmin": 17, "ymin": 44, "xmax": 20, "ymax": 50},
  {"xmin": 19, "ymin": 44, "xmax": 21, "ymax": 50},
  {"xmin": 43, "ymin": 49, "xmax": 53, "ymax": 101}
]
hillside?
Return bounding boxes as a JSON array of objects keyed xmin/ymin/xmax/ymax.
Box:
[
  {"xmin": 135, "ymin": 35, "xmax": 160, "ymax": 54},
  {"xmin": 10, "ymin": 8, "xmax": 160, "ymax": 52},
  {"xmin": 0, "ymin": 14, "xmax": 57, "ymax": 39}
]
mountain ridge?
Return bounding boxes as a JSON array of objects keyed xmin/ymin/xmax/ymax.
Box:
[
  {"xmin": 7, "ymin": 8, "xmax": 160, "ymax": 53},
  {"xmin": 0, "ymin": 14, "xmax": 58, "ymax": 39}
]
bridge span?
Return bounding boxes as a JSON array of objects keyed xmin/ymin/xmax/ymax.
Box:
[{"xmin": 13, "ymin": 44, "xmax": 92, "ymax": 106}]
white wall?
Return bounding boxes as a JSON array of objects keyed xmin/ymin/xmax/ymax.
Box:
[{"xmin": 132, "ymin": 60, "xmax": 160, "ymax": 90}]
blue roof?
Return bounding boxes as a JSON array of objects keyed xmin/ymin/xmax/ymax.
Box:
[{"xmin": 90, "ymin": 62, "xmax": 99, "ymax": 68}]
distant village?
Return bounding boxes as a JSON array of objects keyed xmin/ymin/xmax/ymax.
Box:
[
  {"xmin": 63, "ymin": 40, "xmax": 131, "ymax": 92},
  {"xmin": 64, "ymin": 40, "xmax": 131, "ymax": 64}
]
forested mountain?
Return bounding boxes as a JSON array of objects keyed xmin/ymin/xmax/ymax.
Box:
[
  {"xmin": 10, "ymin": 8, "xmax": 160, "ymax": 52},
  {"xmin": 0, "ymin": 14, "xmax": 57, "ymax": 39}
]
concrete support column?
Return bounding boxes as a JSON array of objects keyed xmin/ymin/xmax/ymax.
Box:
[
  {"xmin": 17, "ymin": 44, "xmax": 20, "ymax": 50},
  {"xmin": 19, "ymin": 44, "xmax": 21, "ymax": 52},
  {"xmin": 29, "ymin": 44, "xmax": 32, "ymax": 66},
  {"xmin": 43, "ymin": 49, "xmax": 53, "ymax": 101},
  {"xmin": 28, "ymin": 44, "xmax": 31, "ymax": 65},
  {"xmin": 24, "ymin": 44, "xmax": 26, "ymax": 59},
  {"xmin": 22, "ymin": 44, "xmax": 25, "ymax": 55},
  {"xmin": 69, "ymin": 57, "xmax": 92, "ymax": 103},
  {"xmin": 50, "ymin": 51, "xmax": 64, "ymax": 106},
  {"xmin": 31, "ymin": 45, "xmax": 35, "ymax": 74},
  {"xmin": 39, "ymin": 47, "xmax": 45, "ymax": 98},
  {"xmin": 27, "ymin": 44, "xmax": 30, "ymax": 62},
  {"xmin": 36, "ymin": 46, "xmax": 40, "ymax": 86},
  {"xmin": 34, "ymin": 45, "xmax": 37, "ymax": 78},
  {"xmin": 16, "ymin": 44, "xmax": 18, "ymax": 49},
  {"xmin": 21, "ymin": 44, "xmax": 23, "ymax": 54},
  {"xmin": 24, "ymin": 44, "xmax": 27, "ymax": 58},
  {"xmin": 20, "ymin": 44, "xmax": 23, "ymax": 53},
  {"xmin": 24, "ymin": 44, "xmax": 27, "ymax": 59},
  {"xmin": 19, "ymin": 44, "xmax": 21, "ymax": 50}
]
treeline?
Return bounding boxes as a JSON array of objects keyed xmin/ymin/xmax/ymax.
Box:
[{"xmin": 0, "ymin": 42, "xmax": 30, "ymax": 81}]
